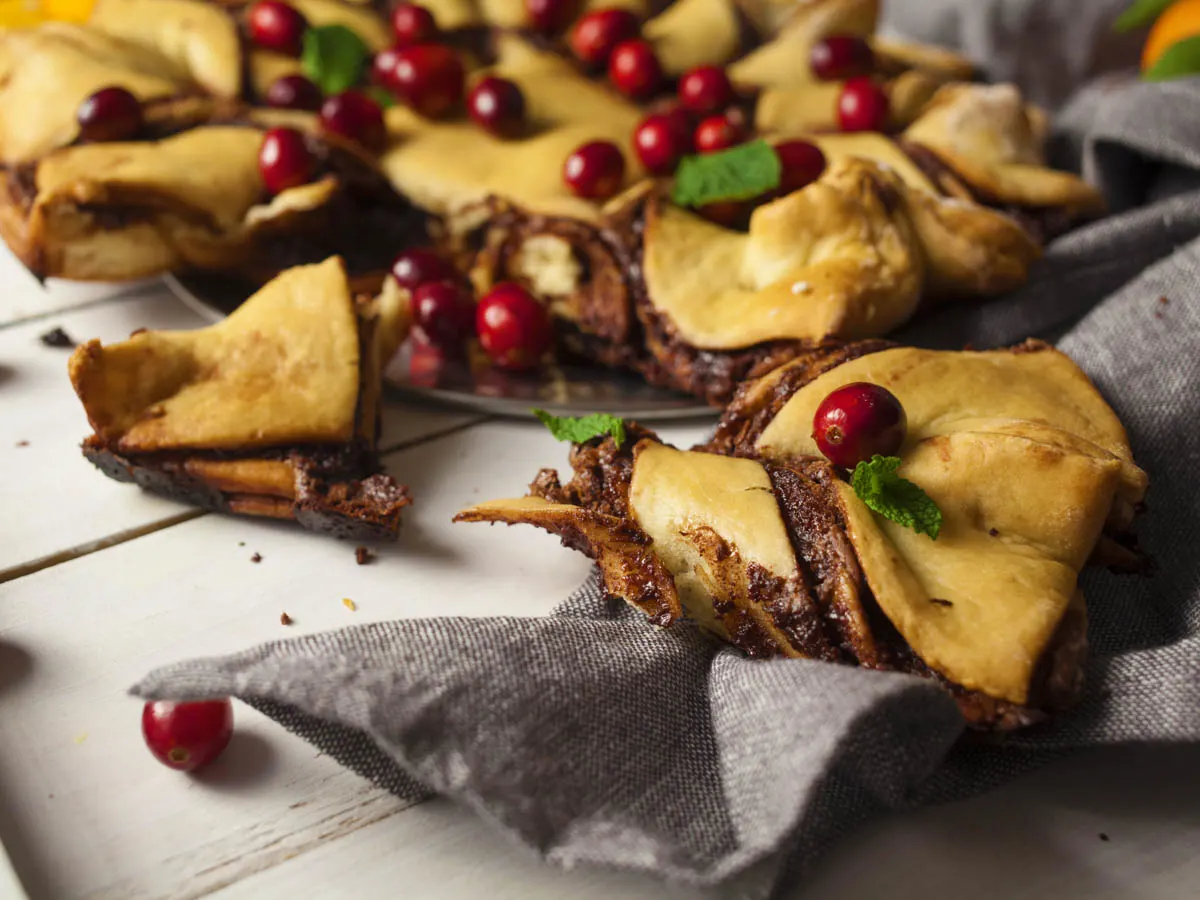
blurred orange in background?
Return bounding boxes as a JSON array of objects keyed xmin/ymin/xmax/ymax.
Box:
[
  {"xmin": 0, "ymin": 0, "xmax": 94, "ymax": 27},
  {"xmin": 1142, "ymin": 0, "xmax": 1200, "ymax": 70}
]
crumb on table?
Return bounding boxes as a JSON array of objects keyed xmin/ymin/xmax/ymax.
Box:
[
  {"xmin": 355, "ymin": 546, "xmax": 374, "ymax": 565},
  {"xmin": 342, "ymin": 597, "xmax": 357, "ymax": 612},
  {"xmin": 280, "ymin": 612, "xmax": 293, "ymax": 626},
  {"xmin": 250, "ymin": 552, "xmax": 262, "ymax": 563},
  {"xmin": 39, "ymin": 326, "xmax": 76, "ymax": 348}
]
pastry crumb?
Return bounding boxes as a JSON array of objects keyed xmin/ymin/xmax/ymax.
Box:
[
  {"xmin": 342, "ymin": 597, "xmax": 358, "ymax": 612},
  {"xmin": 280, "ymin": 612, "xmax": 293, "ymax": 626},
  {"xmin": 1099, "ymin": 833, "xmax": 1110, "ymax": 842},
  {"xmin": 355, "ymin": 546, "xmax": 374, "ymax": 565},
  {"xmin": 238, "ymin": 541, "xmax": 245, "ymax": 547},
  {"xmin": 39, "ymin": 326, "xmax": 76, "ymax": 348},
  {"xmin": 1159, "ymin": 296, "xmax": 1170, "ymax": 305},
  {"xmin": 14, "ymin": 440, "xmax": 29, "ymax": 448},
  {"xmin": 250, "ymin": 552, "xmax": 262, "ymax": 563}
]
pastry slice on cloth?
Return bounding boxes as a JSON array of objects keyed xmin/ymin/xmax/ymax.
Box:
[
  {"xmin": 68, "ymin": 256, "xmax": 413, "ymax": 540},
  {"xmin": 457, "ymin": 341, "xmax": 1148, "ymax": 728},
  {"xmin": 472, "ymin": 152, "xmax": 1038, "ymax": 404}
]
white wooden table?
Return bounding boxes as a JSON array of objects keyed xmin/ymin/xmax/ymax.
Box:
[{"xmin": 0, "ymin": 248, "xmax": 1197, "ymax": 900}]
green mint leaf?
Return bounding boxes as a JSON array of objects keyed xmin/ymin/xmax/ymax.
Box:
[
  {"xmin": 533, "ymin": 410, "xmax": 626, "ymax": 448},
  {"xmin": 1114, "ymin": 0, "xmax": 1175, "ymax": 32},
  {"xmin": 1143, "ymin": 34, "xmax": 1200, "ymax": 80},
  {"xmin": 670, "ymin": 140, "xmax": 782, "ymax": 208},
  {"xmin": 302, "ymin": 25, "xmax": 370, "ymax": 95},
  {"xmin": 364, "ymin": 85, "xmax": 398, "ymax": 108},
  {"xmin": 851, "ymin": 455, "xmax": 943, "ymax": 540}
]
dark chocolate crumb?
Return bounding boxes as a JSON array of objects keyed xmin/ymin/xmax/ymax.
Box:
[
  {"xmin": 1099, "ymin": 833, "xmax": 1110, "ymax": 842},
  {"xmin": 250, "ymin": 552, "xmax": 262, "ymax": 563},
  {"xmin": 930, "ymin": 598, "xmax": 954, "ymax": 607},
  {"xmin": 130, "ymin": 327, "xmax": 148, "ymax": 337},
  {"xmin": 988, "ymin": 528, "xmax": 1000, "ymax": 537},
  {"xmin": 355, "ymin": 546, "xmax": 374, "ymax": 565},
  {"xmin": 39, "ymin": 326, "xmax": 76, "ymax": 348},
  {"xmin": 14, "ymin": 440, "xmax": 29, "ymax": 448},
  {"xmin": 280, "ymin": 612, "xmax": 293, "ymax": 626}
]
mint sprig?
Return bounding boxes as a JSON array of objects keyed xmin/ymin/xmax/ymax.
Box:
[
  {"xmin": 1143, "ymin": 34, "xmax": 1200, "ymax": 80},
  {"xmin": 671, "ymin": 140, "xmax": 782, "ymax": 209},
  {"xmin": 533, "ymin": 410, "xmax": 626, "ymax": 447},
  {"xmin": 302, "ymin": 25, "xmax": 370, "ymax": 95},
  {"xmin": 851, "ymin": 455, "xmax": 942, "ymax": 540},
  {"xmin": 1114, "ymin": 0, "xmax": 1176, "ymax": 32}
]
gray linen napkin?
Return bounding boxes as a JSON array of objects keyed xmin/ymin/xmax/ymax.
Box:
[{"xmin": 133, "ymin": 5, "xmax": 1200, "ymax": 895}]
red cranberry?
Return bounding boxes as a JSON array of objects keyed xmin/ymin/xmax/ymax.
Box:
[
  {"xmin": 812, "ymin": 382, "xmax": 907, "ymax": 468},
  {"xmin": 264, "ymin": 74, "xmax": 322, "ymax": 111},
  {"xmin": 319, "ymin": 90, "xmax": 386, "ymax": 152},
  {"xmin": 660, "ymin": 103, "xmax": 695, "ymax": 138},
  {"xmin": 569, "ymin": 8, "xmax": 639, "ymax": 66},
  {"xmin": 525, "ymin": 0, "xmax": 579, "ymax": 35},
  {"xmin": 810, "ymin": 35, "xmax": 874, "ymax": 82},
  {"xmin": 391, "ymin": 3, "xmax": 439, "ymax": 46},
  {"xmin": 412, "ymin": 280, "xmax": 476, "ymax": 349},
  {"xmin": 258, "ymin": 126, "xmax": 316, "ymax": 195},
  {"xmin": 694, "ymin": 114, "xmax": 744, "ymax": 154},
  {"xmin": 837, "ymin": 77, "xmax": 889, "ymax": 132},
  {"xmin": 468, "ymin": 76, "xmax": 526, "ymax": 138},
  {"xmin": 563, "ymin": 140, "xmax": 625, "ymax": 199},
  {"xmin": 247, "ymin": 0, "xmax": 308, "ymax": 57},
  {"xmin": 476, "ymin": 283, "xmax": 553, "ymax": 370},
  {"xmin": 774, "ymin": 140, "xmax": 827, "ymax": 195},
  {"xmin": 391, "ymin": 247, "xmax": 459, "ymax": 290},
  {"xmin": 371, "ymin": 46, "xmax": 404, "ymax": 89},
  {"xmin": 677, "ymin": 65, "xmax": 734, "ymax": 114},
  {"xmin": 390, "ymin": 44, "xmax": 465, "ymax": 119},
  {"xmin": 633, "ymin": 112, "xmax": 690, "ymax": 175},
  {"xmin": 608, "ymin": 39, "xmax": 663, "ymax": 100},
  {"xmin": 76, "ymin": 86, "xmax": 142, "ymax": 143},
  {"xmin": 142, "ymin": 699, "xmax": 234, "ymax": 773}
]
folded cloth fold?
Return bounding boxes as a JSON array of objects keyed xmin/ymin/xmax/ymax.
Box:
[{"xmin": 133, "ymin": 3, "xmax": 1200, "ymax": 895}]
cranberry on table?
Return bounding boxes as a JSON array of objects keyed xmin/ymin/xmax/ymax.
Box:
[
  {"xmin": 476, "ymin": 282, "xmax": 553, "ymax": 370},
  {"xmin": 390, "ymin": 43, "xmax": 465, "ymax": 119},
  {"xmin": 693, "ymin": 114, "xmax": 744, "ymax": 154},
  {"xmin": 812, "ymin": 382, "xmax": 907, "ymax": 469},
  {"xmin": 563, "ymin": 140, "xmax": 625, "ymax": 199},
  {"xmin": 677, "ymin": 65, "xmax": 734, "ymax": 114},
  {"xmin": 76, "ymin": 86, "xmax": 142, "ymax": 143},
  {"xmin": 142, "ymin": 698, "xmax": 234, "ymax": 773},
  {"xmin": 264, "ymin": 74, "xmax": 322, "ymax": 111},
  {"xmin": 391, "ymin": 3, "xmax": 439, "ymax": 46},
  {"xmin": 468, "ymin": 76, "xmax": 526, "ymax": 138},
  {"xmin": 607, "ymin": 39, "xmax": 664, "ymax": 100},
  {"xmin": 569, "ymin": 8, "xmax": 640, "ymax": 67},
  {"xmin": 391, "ymin": 247, "xmax": 459, "ymax": 290},
  {"xmin": 412, "ymin": 280, "xmax": 476, "ymax": 348},
  {"xmin": 774, "ymin": 140, "xmax": 827, "ymax": 195},
  {"xmin": 633, "ymin": 112, "xmax": 690, "ymax": 175},
  {"xmin": 525, "ymin": 0, "xmax": 579, "ymax": 35},
  {"xmin": 810, "ymin": 34, "xmax": 874, "ymax": 81},
  {"xmin": 837, "ymin": 77, "xmax": 889, "ymax": 132},
  {"xmin": 319, "ymin": 89, "xmax": 386, "ymax": 152},
  {"xmin": 247, "ymin": 0, "xmax": 308, "ymax": 57},
  {"xmin": 257, "ymin": 126, "xmax": 316, "ymax": 194}
]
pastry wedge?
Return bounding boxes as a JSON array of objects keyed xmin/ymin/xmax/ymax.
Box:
[
  {"xmin": 457, "ymin": 341, "xmax": 1148, "ymax": 729},
  {"xmin": 69, "ymin": 257, "xmax": 413, "ymax": 540}
]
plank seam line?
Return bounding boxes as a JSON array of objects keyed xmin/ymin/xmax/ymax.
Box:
[
  {"xmin": 379, "ymin": 414, "xmax": 496, "ymax": 457},
  {"xmin": 0, "ymin": 510, "xmax": 206, "ymax": 585}
]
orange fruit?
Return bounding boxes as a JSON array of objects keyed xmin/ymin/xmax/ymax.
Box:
[{"xmin": 1143, "ymin": 0, "xmax": 1200, "ymax": 72}]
